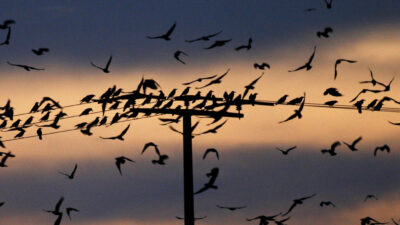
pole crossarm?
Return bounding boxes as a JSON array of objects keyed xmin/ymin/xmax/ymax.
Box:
[{"xmin": 130, "ymin": 107, "xmax": 244, "ymax": 118}]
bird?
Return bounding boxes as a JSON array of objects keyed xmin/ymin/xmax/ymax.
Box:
[
  {"xmin": 324, "ymin": 0, "xmax": 333, "ymax": 9},
  {"xmin": 254, "ymin": 62, "xmax": 270, "ymax": 70},
  {"xmin": 174, "ymin": 50, "xmax": 188, "ymax": 64},
  {"xmin": 196, "ymin": 69, "xmax": 230, "ymax": 89},
  {"xmin": 354, "ymin": 99, "xmax": 365, "ymax": 114},
  {"xmin": 359, "ymin": 69, "xmax": 385, "ymax": 87},
  {"xmin": 185, "ymin": 31, "xmax": 222, "ymax": 43},
  {"xmin": 323, "ymin": 88, "xmax": 343, "ymax": 97},
  {"xmin": 195, "ymin": 120, "xmax": 227, "ymax": 135},
  {"xmin": 44, "ymin": 197, "xmax": 64, "ymax": 215},
  {"xmin": 343, "ymin": 136, "xmax": 362, "ymax": 151},
  {"xmin": 204, "ymin": 39, "xmax": 232, "ymax": 49},
  {"xmin": 59, "ymin": 164, "xmax": 78, "ymax": 179},
  {"xmin": 0, "ymin": 27, "xmax": 11, "ymax": 46},
  {"xmin": 317, "ymin": 27, "xmax": 333, "ymax": 38},
  {"xmin": 246, "ymin": 213, "xmax": 282, "ymax": 224},
  {"xmin": 235, "ymin": 38, "xmax": 252, "ymax": 51},
  {"xmin": 334, "ymin": 59, "xmax": 357, "ymax": 80},
  {"xmin": 66, "ymin": 207, "xmax": 79, "ymax": 220},
  {"xmin": 0, "ymin": 151, "xmax": 15, "ymax": 167},
  {"xmin": 276, "ymin": 95, "xmax": 288, "ymax": 104},
  {"xmin": 37, "ymin": 128, "xmax": 43, "ymax": 140},
  {"xmin": 276, "ymin": 146, "xmax": 297, "ymax": 155},
  {"xmin": 243, "ymin": 73, "xmax": 263, "ymax": 99},
  {"xmin": 115, "ymin": 156, "xmax": 135, "ymax": 175},
  {"xmin": 80, "ymin": 94, "xmax": 95, "ymax": 104},
  {"xmin": 32, "ymin": 48, "xmax": 50, "ymax": 55},
  {"xmin": 79, "ymin": 108, "xmax": 93, "ymax": 116},
  {"xmin": 0, "ymin": 19, "xmax": 15, "ymax": 29},
  {"xmin": 202, "ymin": 148, "xmax": 219, "ymax": 160},
  {"xmin": 53, "ymin": 213, "xmax": 63, "ymax": 225},
  {"xmin": 324, "ymin": 100, "xmax": 338, "ymax": 106},
  {"xmin": 182, "ymin": 74, "xmax": 217, "ymax": 85},
  {"xmin": 0, "ymin": 202, "xmax": 4, "ymax": 207},
  {"xmin": 286, "ymin": 96, "xmax": 304, "ymax": 105},
  {"xmin": 275, "ymin": 217, "xmax": 291, "ymax": 225},
  {"xmin": 374, "ymin": 144, "xmax": 390, "ymax": 156},
  {"xmin": 320, "ymin": 201, "xmax": 336, "ymax": 207},
  {"xmin": 279, "ymin": 93, "xmax": 306, "ymax": 123},
  {"xmin": 366, "ymin": 99, "xmax": 378, "ymax": 109},
  {"xmin": 364, "ymin": 195, "xmax": 378, "ymax": 202},
  {"xmin": 141, "ymin": 142, "xmax": 169, "ymax": 165},
  {"xmin": 216, "ymin": 205, "xmax": 246, "ymax": 211},
  {"xmin": 282, "ymin": 194, "xmax": 316, "ymax": 216},
  {"xmin": 7, "ymin": 61, "xmax": 44, "ymax": 71},
  {"xmin": 147, "ymin": 22, "xmax": 176, "ymax": 41},
  {"xmin": 321, "ymin": 141, "xmax": 341, "ymax": 156},
  {"xmin": 91, "ymin": 55, "xmax": 112, "ymax": 73},
  {"xmin": 360, "ymin": 217, "xmax": 384, "ymax": 225},
  {"xmin": 288, "ymin": 46, "xmax": 316, "ymax": 72},
  {"xmin": 194, "ymin": 167, "xmax": 219, "ymax": 195},
  {"xmin": 0, "ymin": 138, "xmax": 5, "ymax": 149},
  {"xmin": 100, "ymin": 124, "xmax": 130, "ymax": 140}
]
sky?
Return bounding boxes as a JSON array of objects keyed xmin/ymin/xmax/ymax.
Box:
[{"xmin": 0, "ymin": 0, "xmax": 400, "ymax": 224}]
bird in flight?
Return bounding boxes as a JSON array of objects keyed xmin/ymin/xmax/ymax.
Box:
[
  {"xmin": 66, "ymin": 207, "xmax": 79, "ymax": 220},
  {"xmin": 359, "ymin": 69, "xmax": 385, "ymax": 87},
  {"xmin": 147, "ymin": 22, "xmax": 176, "ymax": 41},
  {"xmin": 343, "ymin": 136, "xmax": 362, "ymax": 151},
  {"xmin": 216, "ymin": 205, "xmax": 246, "ymax": 211},
  {"xmin": 194, "ymin": 167, "xmax": 219, "ymax": 195},
  {"xmin": 0, "ymin": 27, "xmax": 11, "ymax": 46},
  {"xmin": 174, "ymin": 50, "xmax": 188, "ymax": 64},
  {"xmin": 243, "ymin": 73, "xmax": 263, "ymax": 99},
  {"xmin": 185, "ymin": 30, "xmax": 222, "ymax": 43},
  {"xmin": 360, "ymin": 217, "xmax": 386, "ymax": 225},
  {"xmin": 59, "ymin": 164, "xmax": 78, "ymax": 180},
  {"xmin": 317, "ymin": 27, "xmax": 333, "ymax": 38},
  {"xmin": 288, "ymin": 46, "xmax": 316, "ymax": 72},
  {"xmin": 195, "ymin": 120, "xmax": 228, "ymax": 136},
  {"xmin": 324, "ymin": 0, "xmax": 333, "ymax": 9},
  {"xmin": 320, "ymin": 201, "xmax": 336, "ymax": 207},
  {"xmin": 202, "ymin": 148, "xmax": 219, "ymax": 160},
  {"xmin": 100, "ymin": 124, "xmax": 130, "ymax": 141},
  {"xmin": 32, "ymin": 48, "xmax": 50, "ymax": 56},
  {"xmin": 235, "ymin": 38, "xmax": 252, "ymax": 51},
  {"xmin": 364, "ymin": 194, "xmax": 378, "ymax": 202},
  {"xmin": 182, "ymin": 74, "xmax": 217, "ymax": 85},
  {"xmin": 334, "ymin": 59, "xmax": 357, "ymax": 80},
  {"xmin": 279, "ymin": 93, "xmax": 306, "ymax": 123},
  {"xmin": 323, "ymin": 88, "xmax": 343, "ymax": 97},
  {"xmin": 321, "ymin": 141, "xmax": 340, "ymax": 156},
  {"xmin": 91, "ymin": 55, "xmax": 112, "ymax": 73},
  {"xmin": 254, "ymin": 62, "xmax": 270, "ymax": 70},
  {"xmin": 374, "ymin": 144, "xmax": 390, "ymax": 156},
  {"xmin": 196, "ymin": 68, "xmax": 230, "ymax": 89},
  {"xmin": 276, "ymin": 146, "xmax": 297, "ymax": 155},
  {"xmin": 115, "ymin": 156, "xmax": 134, "ymax": 175},
  {"xmin": 282, "ymin": 194, "xmax": 316, "ymax": 216},
  {"xmin": 0, "ymin": 151, "xmax": 15, "ymax": 167},
  {"xmin": 43, "ymin": 197, "xmax": 64, "ymax": 215},
  {"xmin": 0, "ymin": 19, "xmax": 15, "ymax": 29},
  {"xmin": 7, "ymin": 61, "xmax": 44, "ymax": 71},
  {"xmin": 246, "ymin": 213, "xmax": 282, "ymax": 224},
  {"xmin": 204, "ymin": 39, "xmax": 232, "ymax": 50},
  {"xmin": 141, "ymin": 142, "xmax": 169, "ymax": 165}
]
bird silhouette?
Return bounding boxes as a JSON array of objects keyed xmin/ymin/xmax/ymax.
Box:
[
  {"xmin": 91, "ymin": 55, "xmax": 112, "ymax": 73},
  {"xmin": 321, "ymin": 141, "xmax": 341, "ymax": 156},
  {"xmin": 79, "ymin": 108, "xmax": 93, "ymax": 116},
  {"xmin": 235, "ymin": 38, "xmax": 252, "ymax": 51},
  {"xmin": 100, "ymin": 124, "xmax": 130, "ymax": 140},
  {"xmin": 282, "ymin": 194, "xmax": 316, "ymax": 216},
  {"xmin": 32, "ymin": 48, "xmax": 50, "ymax": 55},
  {"xmin": 202, "ymin": 148, "xmax": 219, "ymax": 160},
  {"xmin": 147, "ymin": 22, "xmax": 176, "ymax": 41},
  {"xmin": 324, "ymin": 0, "xmax": 333, "ymax": 9},
  {"xmin": 59, "ymin": 164, "xmax": 78, "ymax": 179},
  {"xmin": 185, "ymin": 30, "xmax": 222, "ymax": 42},
  {"xmin": 354, "ymin": 99, "xmax": 365, "ymax": 114},
  {"xmin": 324, "ymin": 100, "xmax": 338, "ymax": 106},
  {"xmin": 343, "ymin": 136, "xmax": 362, "ymax": 151},
  {"xmin": 7, "ymin": 61, "xmax": 44, "ymax": 71},
  {"xmin": 141, "ymin": 142, "xmax": 169, "ymax": 165},
  {"xmin": 196, "ymin": 69, "xmax": 230, "ymax": 89},
  {"xmin": 288, "ymin": 46, "xmax": 316, "ymax": 72},
  {"xmin": 366, "ymin": 99, "xmax": 378, "ymax": 109},
  {"xmin": 0, "ymin": 138, "xmax": 5, "ymax": 149},
  {"xmin": 364, "ymin": 195, "xmax": 378, "ymax": 202},
  {"xmin": 44, "ymin": 197, "xmax": 63, "ymax": 215},
  {"xmin": 275, "ymin": 217, "xmax": 291, "ymax": 225},
  {"xmin": 194, "ymin": 167, "xmax": 219, "ymax": 195},
  {"xmin": 246, "ymin": 213, "xmax": 281, "ymax": 224},
  {"xmin": 254, "ymin": 62, "xmax": 270, "ymax": 70},
  {"xmin": 174, "ymin": 50, "xmax": 188, "ymax": 64},
  {"xmin": 182, "ymin": 74, "xmax": 217, "ymax": 85},
  {"xmin": 323, "ymin": 88, "xmax": 343, "ymax": 97},
  {"xmin": 317, "ymin": 27, "xmax": 333, "ymax": 38},
  {"xmin": 320, "ymin": 201, "xmax": 336, "ymax": 207},
  {"xmin": 204, "ymin": 39, "xmax": 232, "ymax": 49},
  {"xmin": 66, "ymin": 207, "xmax": 79, "ymax": 220},
  {"xmin": 0, "ymin": 202, "xmax": 4, "ymax": 207},
  {"xmin": 279, "ymin": 93, "xmax": 306, "ymax": 123},
  {"xmin": 334, "ymin": 59, "xmax": 357, "ymax": 80},
  {"xmin": 195, "ymin": 120, "xmax": 227, "ymax": 135},
  {"xmin": 0, "ymin": 151, "xmax": 15, "ymax": 167},
  {"xmin": 374, "ymin": 144, "xmax": 390, "ymax": 156},
  {"xmin": 115, "ymin": 156, "xmax": 134, "ymax": 175},
  {"xmin": 276, "ymin": 95, "xmax": 289, "ymax": 104},
  {"xmin": 276, "ymin": 146, "xmax": 297, "ymax": 155},
  {"xmin": 359, "ymin": 69, "xmax": 385, "ymax": 87},
  {"xmin": 243, "ymin": 73, "xmax": 263, "ymax": 99},
  {"xmin": 0, "ymin": 27, "xmax": 11, "ymax": 45},
  {"xmin": 80, "ymin": 94, "xmax": 95, "ymax": 104},
  {"xmin": 216, "ymin": 205, "xmax": 246, "ymax": 211},
  {"xmin": 0, "ymin": 19, "xmax": 15, "ymax": 29},
  {"xmin": 53, "ymin": 213, "xmax": 63, "ymax": 225},
  {"xmin": 37, "ymin": 128, "xmax": 43, "ymax": 140}
]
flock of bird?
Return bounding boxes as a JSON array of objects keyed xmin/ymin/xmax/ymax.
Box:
[{"xmin": 0, "ymin": 0, "xmax": 399, "ymax": 224}]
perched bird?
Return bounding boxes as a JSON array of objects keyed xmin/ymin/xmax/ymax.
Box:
[
  {"xmin": 80, "ymin": 94, "xmax": 95, "ymax": 104},
  {"xmin": 0, "ymin": 27, "xmax": 11, "ymax": 46},
  {"xmin": 147, "ymin": 22, "xmax": 176, "ymax": 41},
  {"xmin": 374, "ymin": 145, "xmax": 390, "ymax": 156},
  {"xmin": 286, "ymin": 96, "xmax": 304, "ymax": 105},
  {"xmin": 366, "ymin": 99, "xmax": 378, "ymax": 109},
  {"xmin": 323, "ymin": 88, "xmax": 343, "ymax": 97},
  {"xmin": 282, "ymin": 194, "xmax": 316, "ymax": 216},
  {"xmin": 276, "ymin": 95, "xmax": 289, "ymax": 104},
  {"xmin": 182, "ymin": 74, "xmax": 217, "ymax": 85},
  {"xmin": 174, "ymin": 50, "xmax": 188, "ymax": 64},
  {"xmin": 90, "ymin": 55, "xmax": 112, "ymax": 73},
  {"xmin": 216, "ymin": 205, "xmax": 246, "ymax": 211},
  {"xmin": 194, "ymin": 167, "xmax": 219, "ymax": 195},
  {"xmin": 279, "ymin": 93, "xmax": 306, "ymax": 123},
  {"xmin": 364, "ymin": 195, "xmax": 378, "ymax": 202},
  {"xmin": 276, "ymin": 146, "xmax": 297, "ymax": 155},
  {"xmin": 354, "ymin": 99, "xmax": 365, "ymax": 114},
  {"xmin": 196, "ymin": 69, "xmax": 230, "ymax": 89},
  {"xmin": 7, "ymin": 61, "xmax": 44, "ymax": 71},
  {"xmin": 334, "ymin": 59, "xmax": 357, "ymax": 80},
  {"xmin": 37, "ymin": 128, "xmax": 43, "ymax": 140},
  {"xmin": 317, "ymin": 27, "xmax": 333, "ymax": 38},
  {"xmin": 115, "ymin": 156, "xmax": 135, "ymax": 175},
  {"xmin": 343, "ymin": 136, "xmax": 362, "ymax": 151},
  {"xmin": 59, "ymin": 164, "xmax": 78, "ymax": 179},
  {"xmin": 321, "ymin": 141, "xmax": 341, "ymax": 156},
  {"xmin": 79, "ymin": 108, "xmax": 93, "ymax": 116},
  {"xmin": 202, "ymin": 148, "xmax": 219, "ymax": 160},
  {"xmin": 320, "ymin": 201, "xmax": 336, "ymax": 207},
  {"xmin": 288, "ymin": 46, "xmax": 316, "ymax": 72},
  {"xmin": 100, "ymin": 124, "xmax": 130, "ymax": 141},
  {"xmin": 0, "ymin": 19, "xmax": 15, "ymax": 29},
  {"xmin": 185, "ymin": 30, "xmax": 222, "ymax": 43},
  {"xmin": 204, "ymin": 39, "xmax": 232, "ymax": 49},
  {"xmin": 254, "ymin": 62, "xmax": 270, "ymax": 70},
  {"xmin": 235, "ymin": 38, "xmax": 252, "ymax": 51},
  {"xmin": 324, "ymin": 100, "xmax": 338, "ymax": 106},
  {"xmin": 32, "ymin": 48, "xmax": 50, "ymax": 55}
]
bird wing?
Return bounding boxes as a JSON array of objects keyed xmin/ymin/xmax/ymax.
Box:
[
  {"xmin": 169, "ymin": 125, "xmax": 183, "ymax": 135},
  {"xmin": 353, "ymin": 136, "xmax": 362, "ymax": 145},
  {"xmin": 282, "ymin": 202, "xmax": 297, "ymax": 216},
  {"xmin": 119, "ymin": 124, "xmax": 130, "ymax": 137},
  {"xmin": 279, "ymin": 113, "xmax": 297, "ymax": 124},
  {"xmin": 165, "ymin": 22, "xmax": 176, "ymax": 37},
  {"xmin": 55, "ymin": 197, "xmax": 64, "ymax": 212},
  {"xmin": 288, "ymin": 64, "xmax": 307, "ymax": 72},
  {"xmin": 71, "ymin": 164, "xmax": 78, "ymax": 176},
  {"xmin": 205, "ymin": 30, "xmax": 222, "ymax": 38},
  {"xmin": 306, "ymin": 46, "xmax": 317, "ymax": 64},
  {"xmin": 287, "ymin": 146, "xmax": 297, "ymax": 152},
  {"xmin": 115, "ymin": 160, "xmax": 122, "ymax": 174},
  {"xmin": 54, "ymin": 213, "xmax": 63, "ymax": 225},
  {"xmin": 105, "ymin": 55, "xmax": 113, "ymax": 69},
  {"xmin": 90, "ymin": 62, "xmax": 104, "ymax": 70}
]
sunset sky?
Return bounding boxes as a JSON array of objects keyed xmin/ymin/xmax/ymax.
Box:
[{"xmin": 1, "ymin": 1, "xmax": 400, "ymax": 224}]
